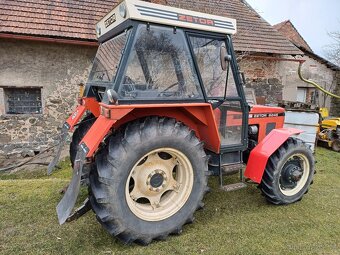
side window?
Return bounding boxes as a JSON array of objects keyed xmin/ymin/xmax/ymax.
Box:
[
  {"xmin": 190, "ymin": 37, "xmax": 226, "ymax": 98},
  {"xmin": 120, "ymin": 25, "xmax": 203, "ymax": 100},
  {"xmin": 88, "ymin": 31, "xmax": 130, "ymax": 83},
  {"xmin": 190, "ymin": 36, "xmax": 239, "ymax": 98},
  {"xmin": 216, "ymin": 101, "xmax": 243, "ymax": 146}
]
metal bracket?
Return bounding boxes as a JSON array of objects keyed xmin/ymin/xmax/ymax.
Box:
[
  {"xmin": 66, "ymin": 198, "xmax": 91, "ymax": 222},
  {"xmin": 56, "ymin": 148, "xmax": 86, "ymax": 225}
]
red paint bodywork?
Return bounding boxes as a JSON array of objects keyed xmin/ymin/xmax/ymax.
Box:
[
  {"xmin": 65, "ymin": 98, "xmax": 100, "ymax": 131},
  {"xmin": 80, "ymin": 115, "xmax": 116, "ymax": 157},
  {"xmin": 78, "ymin": 102, "xmax": 220, "ymax": 157},
  {"xmin": 66, "ymin": 98, "xmax": 300, "ymax": 183},
  {"xmin": 244, "ymin": 128, "xmax": 303, "ymax": 183},
  {"xmin": 249, "ymin": 105, "xmax": 285, "ymax": 142}
]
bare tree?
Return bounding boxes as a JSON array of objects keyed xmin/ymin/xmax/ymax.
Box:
[{"xmin": 324, "ymin": 31, "xmax": 340, "ymax": 66}]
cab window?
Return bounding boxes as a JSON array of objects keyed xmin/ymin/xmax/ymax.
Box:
[{"xmin": 120, "ymin": 25, "xmax": 203, "ymax": 100}]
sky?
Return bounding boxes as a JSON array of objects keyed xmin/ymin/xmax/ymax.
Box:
[{"xmin": 246, "ymin": 0, "xmax": 340, "ymax": 59}]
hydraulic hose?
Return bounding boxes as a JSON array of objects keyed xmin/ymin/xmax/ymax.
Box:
[{"xmin": 298, "ymin": 61, "xmax": 340, "ymax": 99}]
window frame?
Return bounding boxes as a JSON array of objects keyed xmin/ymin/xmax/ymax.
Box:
[
  {"xmin": 186, "ymin": 32, "xmax": 230, "ymax": 101},
  {"xmin": 1, "ymin": 86, "xmax": 43, "ymax": 115},
  {"xmin": 87, "ymin": 30, "xmax": 132, "ymax": 84},
  {"xmin": 112, "ymin": 23, "xmax": 206, "ymax": 104},
  {"xmin": 187, "ymin": 32, "xmax": 249, "ymax": 152}
]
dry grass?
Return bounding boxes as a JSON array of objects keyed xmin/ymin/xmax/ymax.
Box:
[{"xmin": 1, "ymin": 148, "xmax": 339, "ymax": 255}]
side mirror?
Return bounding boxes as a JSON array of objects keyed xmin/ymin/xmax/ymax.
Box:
[{"xmin": 220, "ymin": 46, "xmax": 231, "ymax": 71}]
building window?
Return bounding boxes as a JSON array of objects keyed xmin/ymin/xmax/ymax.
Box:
[
  {"xmin": 297, "ymin": 87, "xmax": 316, "ymax": 104},
  {"xmin": 4, "ymin": 87, "xmax": 42, "ymax": 114},
  {"xmin": 297, "ymin": 87, "xmax": 307, "ymax": 103}
]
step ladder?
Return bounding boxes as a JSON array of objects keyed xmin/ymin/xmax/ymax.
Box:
[{"xmin": 219, "ymin": 162, "xmax": 247, "ymax": 192}]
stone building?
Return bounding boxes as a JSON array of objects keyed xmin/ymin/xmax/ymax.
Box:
[
  {"xmin": 273, "ymin": 20, "xmax": 340, "ymax": 111},
  {"xmin": 0, "ymin": 0, "xmax": 336, "ymax": 165}
]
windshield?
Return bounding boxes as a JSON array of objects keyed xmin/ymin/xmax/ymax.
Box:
[
  {"xmin": 119, "ymin": 25, "xmax": 203, "ymax": 100},
  {"xmin": 88, "ymin": 30, "xmax": 130, "ymax": 83}
]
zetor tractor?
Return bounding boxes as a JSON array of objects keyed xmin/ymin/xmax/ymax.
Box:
[{"xmin": 49, "ymin": 0, "xmax": 315, "ymax": 245}]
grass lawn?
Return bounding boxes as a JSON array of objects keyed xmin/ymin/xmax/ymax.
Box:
[{"xmin": 1, "ymin": 147, "xmax": 339, "ymax": 255}]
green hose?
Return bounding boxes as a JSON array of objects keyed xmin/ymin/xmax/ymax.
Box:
[{"xmin": 298, "ymin": 61, "xmax": 340, "ymax": 99}]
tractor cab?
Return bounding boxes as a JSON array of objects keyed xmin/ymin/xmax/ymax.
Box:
[
  {"xmin": 85, "ymin": 0, "xmax": 247, "ymax": 151},
  {"xmin": 49, "ymin": 0, "xmax": 315, "ymax": 245}
]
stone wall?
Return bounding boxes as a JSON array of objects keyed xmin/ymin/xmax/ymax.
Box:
[
  {"xmin": 238, "ymin": 57, "xmax": 284, "ymax": 104},
  {"xmin": 0, "ymin": 39, "xmax": 96, "ymax": 166},
  {"xmin": 330, "ymin": 71, "xmax": 340, "ymax": 116}
]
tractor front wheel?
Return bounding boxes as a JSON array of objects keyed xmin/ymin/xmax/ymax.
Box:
[
  {"xmin": 89, "ymin": 117, "xmax": 209, "ymax": 245},
  {"xmin": 260, "ymin": 138, "xmax": 315, "ymax": 204}
]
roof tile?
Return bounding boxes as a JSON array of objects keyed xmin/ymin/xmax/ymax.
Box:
[{"xmin": 0, "ymin": 0, "xmax": 302, "ymax": 55}]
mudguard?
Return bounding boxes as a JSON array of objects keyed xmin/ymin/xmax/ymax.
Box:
[{"xmin": 244, "ymin": 128, "xmax": 303, "ymax": 184}]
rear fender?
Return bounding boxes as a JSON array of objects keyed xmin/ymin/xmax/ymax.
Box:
[
  {"xmin": 244, "ymin": 128, "xmax": 304, "ymax": 183},
  {"xmin": 79, "ymin": 103, "xmax": 220, "ymax": 157}
]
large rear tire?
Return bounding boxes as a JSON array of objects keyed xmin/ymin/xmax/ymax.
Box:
[
  {"xmin": 70, "ymin": 113, "xmax": 96, "ymax": 184},
  {"xmin": 89, "ymin": 117, "xmax": 209, "ymax": 245},
  {"xmin": 70, "ymin": 114, "xmax": 96, "ymax": 166},
  {"xmin": 260, "ymin": 138, "xmax": 315, "ymax": 204}
]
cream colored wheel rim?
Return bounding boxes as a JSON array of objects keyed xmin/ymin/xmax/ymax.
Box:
[
  {"xmin": 279, "ymin": 153, "xmax": 310, "ymax": 196},
  {"xmin": 125, "ymin": 148, "xmax": 194, "ymax": 221}
]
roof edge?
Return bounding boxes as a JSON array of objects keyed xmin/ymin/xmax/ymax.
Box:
[
  {"xmin": 296, "ymin": 45, "xmax": 340, "ymax": 71},
  {"xmin": 273, "ymin": 20, "xmax": 313, "ymax": 53},
  {"xmin": 0, "ymin": 33, "xmax": 98, "ymax": 47}
]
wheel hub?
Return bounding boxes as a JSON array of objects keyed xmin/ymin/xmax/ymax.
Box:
[
  {"xmin": 148, "ymin": 170, "xmax": 167, "ymax": 190},
  {"xmin": 280, "ymin": 162, "xmax": 303, "ymax": 189}
]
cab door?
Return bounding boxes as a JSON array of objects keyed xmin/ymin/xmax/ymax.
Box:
[{"xmin": 188, "ymin": 35, "xmax": 248, "ymax": 151}]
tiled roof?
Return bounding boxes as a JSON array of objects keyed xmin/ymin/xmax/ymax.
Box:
[
  {"xmin": 273, "ymin": 20, "xmax": 313, "ymax": 52},
  {"xmin": 0, "ymin": 0, "xmax": 302, "ymax": 55}
]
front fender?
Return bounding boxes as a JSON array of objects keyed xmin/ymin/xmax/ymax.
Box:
[{"xmin": 244, "ymin": 128, "xmax": 304, "ymax": 183}]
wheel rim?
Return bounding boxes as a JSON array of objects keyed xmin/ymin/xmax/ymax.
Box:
[
  {"xmin": 279, "ymin": 153, "xmax": 310, "ymax": 196},
  {"xmin": 125, "ymin": 148, "xmax": 194, "ymax": 221}
]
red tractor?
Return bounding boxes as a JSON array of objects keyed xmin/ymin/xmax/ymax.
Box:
[{"xmin": 49, "ymin": 0, "xmax": 315, "ymax": 245}]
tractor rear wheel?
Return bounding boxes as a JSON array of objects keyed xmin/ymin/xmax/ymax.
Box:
[
  {"xmin": 89, "ymin": 117, "xmax": 209, "ymax": 245},
  {"xmin": 70, "ymin": 113, "xmax": 96, "ymax": 184},
  {"xmin": 260, "ymin": 138, "xmax": 314, "ymax": 204}
]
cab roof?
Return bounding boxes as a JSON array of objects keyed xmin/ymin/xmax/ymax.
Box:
[{"xmin": 96, "ymin": 0, "xmax": 237, "ymax": 39}]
